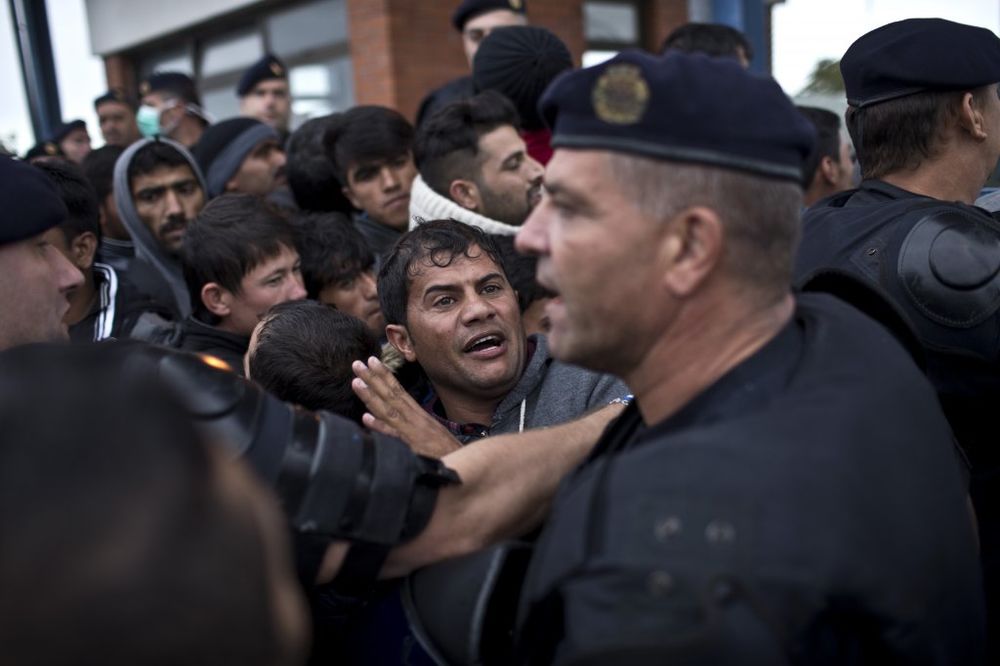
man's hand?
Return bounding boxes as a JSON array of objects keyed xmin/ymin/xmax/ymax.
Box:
[{"xmin": 352, "ymin": 356, "xmax": 461, "ymax": 457}]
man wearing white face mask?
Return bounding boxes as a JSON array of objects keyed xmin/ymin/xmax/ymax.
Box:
[{"xmin": 137, "ymin": 72, "xmax": 211, "ymax": 148}]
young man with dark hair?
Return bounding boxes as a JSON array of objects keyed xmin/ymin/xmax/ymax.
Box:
[
  {"xmin": 796, "ymin": 105, "xmax": 855, "ymax": 206},
  {"xmin": 33, "ymin": 160, "xmax": 172, "ymax": 342},
  {"xmin": 379, "ymin": 219, "xmax": 625, "ymax": 440},
  {"xmin": 82, "ymin": 144, "xmax": 131, "ymax": 271},
  {"xmin": 285, "ymin": 113, "xmax": 354, "ymax": 214},
  {"xmin": 323, "ymin": 105, "xmax": 417, "ymax": 258},
  {"xmin": 296, "ymin": 212, "xmax": 384, "ymax": 337},
  {"xmin": 660, "ymin": 22, "xmax": 753, "ymax": 67},
  {"xmin": 178, "ymin": 193, "xmax": 307, "ymax": 373},
  {"xmin": 245, "ymin": 300, "xmax": 380, "ymax": 423},
  {"xmin": 114, "ymin": 137, "xmax": 208, "ymax": 318},
  {"xmin": 411, "ymin": 91, "xmax": 543, "ymax": 236}
]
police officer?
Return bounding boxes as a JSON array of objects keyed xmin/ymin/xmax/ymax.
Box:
[
  {"xmin": 794, "ymin": 19, "xmax": 1000, "ymax": 646},
  {"xmin": 0, "ymin": 157, "xmax": 84, "ymax": 351},
  {"xmin": 510, "ymin": 50, "xmax": 984, "ymax": 663}
]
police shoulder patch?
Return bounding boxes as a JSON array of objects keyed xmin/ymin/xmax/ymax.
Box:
[
  {"xmin": 898, "ymin": 207, "xmax": 1000, "ymax": 328},
  {"xmin": 592, "ymin": 63, "xmax": 650, "ymax": 125}
]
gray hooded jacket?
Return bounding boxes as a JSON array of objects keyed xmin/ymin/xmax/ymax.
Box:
[{"xmin": 113, "ymin": 137, "xmax": 207, "ymax": 319}]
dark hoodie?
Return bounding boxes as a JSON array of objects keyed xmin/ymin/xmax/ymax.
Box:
[{"xmin": 112, "ymin": 137, "xmax": 207, "ymax": 319}]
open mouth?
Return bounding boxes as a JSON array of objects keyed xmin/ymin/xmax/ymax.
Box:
[{"xmin": 463, "ymin": 332, "xmax": 506, "ymax": 355}]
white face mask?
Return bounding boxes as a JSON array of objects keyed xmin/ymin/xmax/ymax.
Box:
[{"xmin": 135, "ymin": 100, "xmax": 181, "ymax": 138}]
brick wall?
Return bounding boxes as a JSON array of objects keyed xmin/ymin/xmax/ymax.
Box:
[{"xmin": 346, "ymin": 0, "xmax": 596, "ymax": 123}]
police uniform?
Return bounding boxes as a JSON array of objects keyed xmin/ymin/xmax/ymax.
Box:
[
  {"xmin": 795, "ymin": 19, "xmax": 1000, "ymax": 647},
  {"xmin": 506, "ymin": 51, "xmax": 985, "ymax": 664}
]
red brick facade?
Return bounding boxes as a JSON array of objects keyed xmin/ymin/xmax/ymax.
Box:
[{"xmin": 347, "ymin": 0, "xmax": 688, "ymax": 123}]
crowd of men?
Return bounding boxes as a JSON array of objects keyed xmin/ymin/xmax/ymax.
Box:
[{"xmin": 1, "ymin": 0, "xmax": 999, "ymax": 663}]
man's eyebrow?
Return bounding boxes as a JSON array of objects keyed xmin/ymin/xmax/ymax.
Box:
[
  {"xmin": 476, "ymin": 272, "xmax": 505, "ymax": 286},
  {"xmin": 422, "ymin": 282, "xmax": 460, "ymax": 297}
]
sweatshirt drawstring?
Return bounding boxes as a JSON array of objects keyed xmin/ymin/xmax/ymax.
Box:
[{"xmin": 518, "ymin": 398, "xmax": 527, "ymax": 433}]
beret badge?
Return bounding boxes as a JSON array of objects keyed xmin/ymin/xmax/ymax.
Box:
[
  {"xmin": 509, "ymin": 0, "xmax": 523, "ymax": 9},
  {"xmin": 591, "ymin": 63, "xmax": 649, "ymax": 125},
  {"xmin": 269, "ymin": 62, "xmax": 284, "ymax": 76}
]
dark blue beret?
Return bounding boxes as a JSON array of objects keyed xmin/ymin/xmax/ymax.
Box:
[
  {"xmin": 452, "ymin": 0, "xmax": 525, "ymax": 31},
  {"xmin": 48, "ymin": 119, "xmax": 87, "ymax": 144},
  {"xmin": 539, "ymin": 50, "xmax": 816, "ymax": 182},
  {"xmin": 22, "ymin": 141, "xmax": 64, "ymax": 162},
  {"xmin": 94, "ymin": 88, "xmax": 136, "ymax": 111},
  {"xmin": 236, "ymin": 54, "xmax": 288, "ymax": 97},
  {"xmin": 0, "ymin": 157, "xmax": 68, "ymax": 245},
  {"xmin": 842, "ymin": 18, "xmax": 1000, "ymax": 108},
  {"xmin": 139, "ymin": 71, "xmax": 201, "ymax": 105}
]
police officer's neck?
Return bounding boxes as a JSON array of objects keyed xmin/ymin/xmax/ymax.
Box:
[
  {"xmin": 629, "ymin": 291, "xmax": 795, "ymax": 427},
  {"xmin": 880, "ymin": 155, "xmax": 985, "ymax": 205}
]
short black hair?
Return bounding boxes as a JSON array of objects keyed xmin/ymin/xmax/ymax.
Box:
[
  {"xmin": 294, "ymin": 212, "xmax": 374, "ymax": 298},
  {"xmin": 323, "ymin": 106, "xmax": 414, "ymax": 186},
  {"xmin": 414, "ymin": 90, "xmax": 520, "ymax": 197},
  {"xmin": 378, "ymin": 219, "xmax": 505, "ymax": 327},
  {"xmin": 34, "ymin": 160, "xmax": 101, "ymax": 243},
  {"xmin": 796, "ymin": 106, "xmax": 843, "ymax": 188},
  {"xmin": 82, "ymin": 144, "xmax": 125, "ymax": 203},
  {"xmin": 285, "ymin": 114, "xmax": 354, "ymax": 213},
  {"xmin": 181, "ymin": 194, "xmax": 299, "ymax": 322},
  {"xmin": 660, "ymin": 22, "xmax": 753, "ymax": 62},
  {"xmin": 128, "ymin": 140, "xmax": 193, "ymax": 186},
  {"xmin": 0, "ymin": 343, "xmax": 296, "ymax": 666},
  {"xmin": 493, "ymin": 235, "xmax": 553, "ymax": 312},
  {"xmin": 247, "ymin": 300, "xmax": 379, "ymax": 423},
  {"xmin": 845, "ymin": 87, "xmax": 992, "ymax": 180}
]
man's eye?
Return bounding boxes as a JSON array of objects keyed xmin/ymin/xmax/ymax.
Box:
[
  {"xmin": 434, "ymin": 296, "xmax": 455, "ymax": 307},
  {"xmin": 483, "ymin": 283, "xmax": 502, "ymax": 294},
  {"xmin": 177, "ymin": 182, "xmax": 197, "ymax": 195}
]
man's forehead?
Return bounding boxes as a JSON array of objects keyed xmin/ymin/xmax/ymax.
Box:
[
  {"xmin": 252, "ymin": 79, "xmax": 289, "ymax": 93},
  {"xmin": 409, "ymin": 247, "xmax": 503, "ymax": 292},
  {"xmin": 97, "ymin": 100, "xmax": 130, "ymax": 115},
  {"xmin": 479, "ymin": 124, "xmax": 524, "ymax": 157},
  {"xmin": 349, "ymin": 153, "xmax": 410, "ymax": 174},
  {"xmin": 465, "ymin": 9, "xmax": 526, "ymax": 32},
  {"xmin": 132, "ymin": 164, "xmax": 197, "ymax": 189}
]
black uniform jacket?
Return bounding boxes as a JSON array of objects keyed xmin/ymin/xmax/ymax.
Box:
[{"xmin": 515, "ymin": 293, "xmax": 985, "ymax": 665}]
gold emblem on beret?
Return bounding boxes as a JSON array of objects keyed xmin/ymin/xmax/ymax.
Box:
[
  {"xmin": 509, "ymin": 0, "xmax": 523, "ymax": 9},
  {"xmin": 44, "ymin": 143, "xmax": 57, "ymax": 155},
  {"xmin": 269, "ymin": 62, "xmax": 284, "ymax": 76},
  {"xmin": 139, "ymin": 81, "xmax": 150, "ymax": 95},
  {"xmin": 592, "ymin": 63, "xmax": 650, "ymax": 125}
]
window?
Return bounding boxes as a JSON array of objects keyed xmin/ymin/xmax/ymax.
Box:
[
  {"xmin": 134, "ymin": 0, "xmax": 354, "ymax": 130},
  {"xmin": 583, "ymin": 1, "xmax": 641, "ymax": 67}
]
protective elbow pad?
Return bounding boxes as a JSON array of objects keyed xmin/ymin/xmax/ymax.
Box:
[{"xmin": 151, "ymin": 348, "xmax": 459, "ymax": 547}]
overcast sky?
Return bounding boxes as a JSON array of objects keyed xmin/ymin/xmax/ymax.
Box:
[{"xmin": 2, "ymin": 0, "xmax": 999, "ymax": 155}]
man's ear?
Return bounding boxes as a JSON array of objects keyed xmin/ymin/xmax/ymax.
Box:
[
  {"xmin": 69, "ymin": 231, "xmax": 98, "ymax": 271},
  {"xmin": 959, "ymin": 91, "xmax": 990, "ymax": 140},
  {"xmin": 385, "ymin": 324, "xmax": 418, "ymax": 362},
  {"xmin": 818, "ymin": 155, "xmax": 839, "ymax": 186},
  {"xmin": 661, "ymin": 206, "xmax": 724, "ymax": 297},
  {"xmin": 342, "ymin": 185, "xmax": 362, "ymax": 210},
  {"xmin": 448, "ymin": 179, "xmax": 481, "ymax": 211},
  {"xmin": 200, "ymin": 283, "xmax": 232, "ymax": 318}
]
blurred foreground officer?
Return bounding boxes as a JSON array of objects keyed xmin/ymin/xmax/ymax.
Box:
[
  {"xmin": 0, "ymin": 343, "xmax": 309, "ymax": 666},
  {"xmin": 0, "ymin": 157, "xmax": 83, "ymax": 351},
  {"xmin": 513, "ymin": 51, "xmax": 984, "ymax": 664},
  {"xmin": 795, "ymin": 19, "xmax": 1000, "ymax": 645}
]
